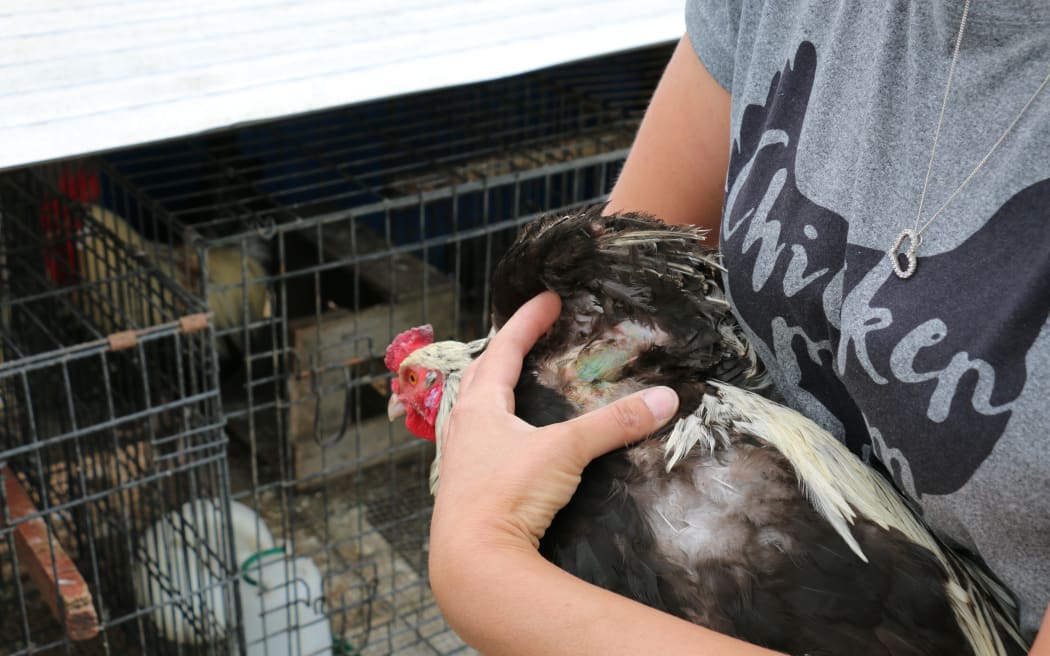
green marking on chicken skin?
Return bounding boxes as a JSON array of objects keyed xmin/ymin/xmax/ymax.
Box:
[
  {"xmin": 540, "ymin": 320, "xmax": 671, "ymax": 412},
  {"xmin": 576, "ymin": 348, "xmax": 631, "ymax": 383}
]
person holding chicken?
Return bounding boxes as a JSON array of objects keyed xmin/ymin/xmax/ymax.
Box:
[{"xmin": 422, "ymin": 1, "xmax": 1050, "ymax": 654}]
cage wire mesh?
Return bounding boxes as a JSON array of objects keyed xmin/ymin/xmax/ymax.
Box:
[
  {"xmin": 0, "ymin": 165, "xmax": 237, "ymax": 655},
  {"xmin": 1, "ymin": 42, "xmax": 673, "ymax": 655}
]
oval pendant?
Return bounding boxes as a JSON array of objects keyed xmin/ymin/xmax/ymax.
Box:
[{"xmin": 888, "ymin": 228, "xmax": 921, "ymax": 279}]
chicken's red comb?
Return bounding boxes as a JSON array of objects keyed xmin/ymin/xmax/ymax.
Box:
[{"xmin": 385, "ymin": 324, "xmax": 434, "ymax": 372}]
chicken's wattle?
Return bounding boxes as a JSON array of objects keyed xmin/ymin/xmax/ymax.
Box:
[
  {"xmin": 405, "ymin": 385, "xmax": 440, "ymax": 442},
  {"xmin": 386, "ymin": 366, "xmax": 441, "ymax": 442}
]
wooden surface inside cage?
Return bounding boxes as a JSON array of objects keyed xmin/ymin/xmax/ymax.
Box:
[{"xmin": 2, "ymin": 466, "xmax": 99, "ymax": 641}]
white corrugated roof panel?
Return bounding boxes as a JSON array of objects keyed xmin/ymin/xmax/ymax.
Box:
[{"xmin": 0, "ymin": 0, "xmax": 682, "ymax": 170}]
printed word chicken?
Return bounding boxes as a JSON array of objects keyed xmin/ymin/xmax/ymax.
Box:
[{"xmin": 386, "ymin": 207, "xmax": 1027, "ymax": 656}]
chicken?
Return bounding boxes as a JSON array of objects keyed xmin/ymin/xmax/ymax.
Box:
[
  {"xmin": 386, "ymin": 207, "xmax": 1028, "ymax": 656},
  {"xmin": 80, "ymin": 204, "xmax": 272, "ymax": 359},
  {"xmin": 134, "ymin": 497, "xmax": 333, "ymax": 654},
  {"xmin": 40, "ymin": 168, "xmax": 272, "ymax": 359}
]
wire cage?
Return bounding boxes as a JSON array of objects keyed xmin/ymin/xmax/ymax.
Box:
[
  {"xmin": 0, "ymin": 166, "xmax": 236, "ymax": 655},
  {"xmin": 2, "ymin": 41, "xmax": 674, "ymax": 655}
]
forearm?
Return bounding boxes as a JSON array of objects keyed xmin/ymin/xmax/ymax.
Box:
[{"xmin": 431, "ymin": 535, "xmax": 782, "ymax": 656}]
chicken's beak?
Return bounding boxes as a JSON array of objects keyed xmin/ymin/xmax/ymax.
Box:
[{"xmin": 387, "ymin": 394, "xmax": 406, "ymax": 422}]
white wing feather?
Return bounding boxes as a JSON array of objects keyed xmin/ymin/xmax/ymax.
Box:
[{"xmin": 663, "ymin": 382, "xmax": 1013, "ymax": 656}]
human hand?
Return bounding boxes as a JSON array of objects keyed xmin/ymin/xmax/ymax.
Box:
[{"xmin": 428, "ymin": 291, "xmax": 680, "ymax": 561}]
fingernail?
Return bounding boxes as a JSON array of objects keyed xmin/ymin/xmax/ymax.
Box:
[{"xmin": 641, "ymin": 387, "xmax": 678, "ymax": 422}]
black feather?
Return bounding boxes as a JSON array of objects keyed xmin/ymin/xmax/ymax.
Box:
[
  {"xmin": 540, "ymin": 449, "xmax": 691, "ymax": 623},
  {"xmin": 513, "ymin": 373, "xmax": 577, "ymax": 428}
]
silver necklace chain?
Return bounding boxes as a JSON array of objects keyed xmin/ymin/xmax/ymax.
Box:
[{"xmin": 889, "ymin": 0, "xmax": 1050, "ymax": 279}]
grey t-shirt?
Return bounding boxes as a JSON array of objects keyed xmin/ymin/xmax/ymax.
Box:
[{"xmin": 687, "ymin": 0, "xmax": 1050, "ymax": 638}]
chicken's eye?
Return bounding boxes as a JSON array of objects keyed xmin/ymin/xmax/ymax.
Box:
[{"xmin": 407, "ymin": 371, "xmax": 418, "ymax": 385}]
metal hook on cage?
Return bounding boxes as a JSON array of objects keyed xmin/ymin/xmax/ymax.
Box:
[
  {"xmin": 296, "ymin": 346, "xmax": 330, "ymax": 447},
  {"xmin": 348, "ymin": 574, "xmax": 379, "ymax": 654},
  {"xmin": 311, "ymin": 383, "xmax": 350, "ymax": 448},
  {"xmin": 285, "ymin": 345, "xmax": 338, "ymax": 447},
  {"xmin": 311, "ymin": 591, "xmax": 326, "ymax": 616},
  {"xmin": 329, "ymin": 567, "xmax": 378, "ymax": 656},
  {"xmin": 289, "ymin": 573, "xmax": 317, "ymax": 609},
  {"xmin": 310, "ymin": 335, "xmax": 379, "ymax": 449}
]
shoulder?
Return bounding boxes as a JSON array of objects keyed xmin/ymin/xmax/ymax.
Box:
[{"xmin": 684, "ymin": 0, "xmax": 856, "ymax": 92}]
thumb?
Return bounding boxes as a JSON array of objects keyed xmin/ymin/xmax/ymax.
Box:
[{"xmin": 556, "ymin": 387, "xmax": 680, "ymax": 463}]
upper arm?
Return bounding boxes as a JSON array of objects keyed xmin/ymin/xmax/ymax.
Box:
[{"xmin": 605, "ymin": 33, "xmax": 732, "ymax": 239}]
